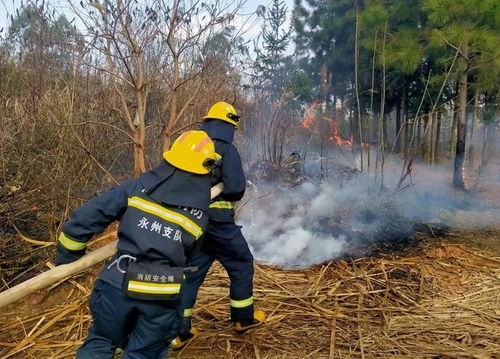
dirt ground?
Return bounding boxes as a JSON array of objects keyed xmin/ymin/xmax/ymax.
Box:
[{"xmin": 0, "ymin": 225, "xmax": 499, "ymax": 359}]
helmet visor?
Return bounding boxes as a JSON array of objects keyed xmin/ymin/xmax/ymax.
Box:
[{"xmin": 227, "ymin": 113, "xmax": 240, "ymax": 123}]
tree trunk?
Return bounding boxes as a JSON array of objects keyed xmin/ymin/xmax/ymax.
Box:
[
  {"xmin": 353, "ymin": 0, "xmax": 364, "ymax": 170},
  {"xmin": 133, "ymin": 127, "xmax": 146, "ymax": 177},
  {"xmin": 163, "ymin": 53, "xmax": 180, "ymax": 152},
  {"xmin": 468, "ymin": 87, "xmax": 479, "ymax": 172},
  {"xmin": 453, "ymin": 54, "xmax": 468, "ymax": 188},
  {"xmin": 416, "ymin": 117, "xmax": 422, "ymax": 151},
  {"xmin": 382, "ymin": 111, "xmax": 388, "ymax": 152},
  {"xmin": 450, "ymin": 85, "xmax": 459, "ymax": 157},
  {"xmin": 401, "ymin": 89, "xmax": 407, "ymax": 152},
  {"xmin": 484, "ymin": 122, "xmax": 497, "ymax": 168},
  {"xmin": 321, "ymin": 64, "xmax": 330, "ymax": 107},
  {"xmin": 350, "ymin": 107, "xmax": 361, "ymax": 155},
  {"xmin": 431, "ymin": 112, "xmax": 438, "ymax": 164},
  {"xmin": 434, "ymin": 111, "xmax": 441, "ymax": 163},
  {"xmin": 404, "ymin": 119, "xmax": 410, "ymax": 153},
  {"xmin": 478, "ymin": 121, "xmax": 497, "ymax": 177},
  {"xmin": 476, "ymin": 122, "xmax": 488, "ymax": 182},
  {"xmin": 133, "ymin": 85, "xmax": 147, "ymax": 176},
  {"xmin": 422, "ymin": 113, "xmax": 429, "ymax": 160},
  {"xmin": 395, "ymin": 97, "xmax": 402, "ymax": 153},
  {"xmin": 424, "ymin": 112, "xmax": 434, "ymax": 163},
  {"xmin": 163, "ymin": 0, "xmax": 181, "ymax": 152}
]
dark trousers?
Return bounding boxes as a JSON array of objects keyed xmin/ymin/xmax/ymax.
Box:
[
  {"xmin": 77, "ymin": 280, "xmax": 179, "ymax": 359},
  {"xmin": 179, "ymin": 222, "xmax": 254, "ymax": 328}
]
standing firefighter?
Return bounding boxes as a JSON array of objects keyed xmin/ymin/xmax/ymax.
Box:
[
  {"xmin": 172, "ymin": 102, "xmax": 266, "ymax": 349},
  {"xmin": 55, "ymin": 131, "xmax": 219, "ymax": 359}
]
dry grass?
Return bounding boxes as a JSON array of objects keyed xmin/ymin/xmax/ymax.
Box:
[{"xmin": 0, "ymin": 237, "xmax": 499, "ymax": 359}]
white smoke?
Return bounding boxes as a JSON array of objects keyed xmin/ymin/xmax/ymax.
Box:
[
  {"xmin": 240, "ymin": 182, "xmax": 348, "ymax": 267},
  {"xmin": 239, "ymin": 155, "xmax": 500, "ymax": 268}
]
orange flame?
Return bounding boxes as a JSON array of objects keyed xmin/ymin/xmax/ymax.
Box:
[
  {"xmin": 301, "ymin": 100, "xmax": 369, "ymax": 150},
  {"xmin": 301, "ymin": 100, "xmax": 320, "ymax": 129},
  {"xmin": 330, "ymin": 122, "xmax": 353, "ymax": 148}
]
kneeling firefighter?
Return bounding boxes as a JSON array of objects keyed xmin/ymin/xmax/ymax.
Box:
[
  {"xmin": 55, "ymin": 131, "xmax": 220, "ymax": 359},
  {"xmin": 172, "ymin": 102, "xmax": 266, "ymax": 349}
]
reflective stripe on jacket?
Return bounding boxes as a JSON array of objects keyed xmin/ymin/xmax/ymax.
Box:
[
  {"xmin": 55, "ymin": 162, "xmax": 210, "ymax": 287},
  {"xmin": 201, "ymin": 120, "xmax": 245, "ymax": 223}
]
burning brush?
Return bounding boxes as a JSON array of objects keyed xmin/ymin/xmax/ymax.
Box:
[{"xmin": 301, "ymin": 100, "xmax": 369, "ymax": 150}]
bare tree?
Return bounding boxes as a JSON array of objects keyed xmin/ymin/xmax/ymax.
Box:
[
  {"xmin": 71, "ymin": 0, "xmax": 162, "ymax": 176},
  {"xmin": 156, "ymin": 0, "xmax": 246, "ymax": 151}
]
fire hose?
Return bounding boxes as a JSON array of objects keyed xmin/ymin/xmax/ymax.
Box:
[{"xmin": 0, "ymin": 183, "xmax": 224, "ymax": 309}]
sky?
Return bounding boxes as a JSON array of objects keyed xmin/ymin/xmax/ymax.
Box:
[{"xmin": 0, "ymin": 0, "xmax": 296, "ymax": 44}]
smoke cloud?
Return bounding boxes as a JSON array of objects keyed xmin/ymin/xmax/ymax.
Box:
[{"xmin": 239, "ymin": 154, "xmax": 499, "ymax": 268}]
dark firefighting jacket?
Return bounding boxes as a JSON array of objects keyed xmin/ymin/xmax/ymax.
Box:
[
  {"xmin": 200, "ymin": 119, "xmax": 246, "ymax": 224},
  {"xmin": 55, "ymin": 161, "xmax": 211, "ymax": 288}
]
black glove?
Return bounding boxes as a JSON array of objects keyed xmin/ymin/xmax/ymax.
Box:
[
  {"xmin": 55, "ymin": 243, "xmax": 85, "ymax": 266},
  {"xmin": 211, "ymin": 167, "xmax": 222, "ymax": 179},
  {"xmin": 210, "ymin": 159, "xmax": 223, "ymax": 178}
]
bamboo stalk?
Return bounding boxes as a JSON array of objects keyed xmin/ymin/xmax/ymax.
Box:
[{"xmin": 329, "ymin": 316, "xmax": 337, "ymax": 359}]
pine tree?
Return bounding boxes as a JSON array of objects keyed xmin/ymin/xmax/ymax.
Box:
[
  {"xmin": 254, "ymin": 0, "xmax": 291, "ymax": 98},
  {"xmin": 293, "ymin": 0, "xmax": 366, "ymax": 152},
  {"xmin": 293, "ymin": 0, "xmax": 358, "ymax": 103},
  {"xmin": 360, "ymin": 0, "xmax": 431, "ymax": 154},
  {"xmin": 424, "ymin": 0, "xmax": 499, "ymax": 188}
]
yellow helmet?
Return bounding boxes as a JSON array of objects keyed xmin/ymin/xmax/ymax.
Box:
[
  {"xmin": 163, "ymin": 130, "xmax": 221, "ymax": 174},
  {"xmin": 202, "ymin": 101, "xmax": 241, "ymax": 127}
]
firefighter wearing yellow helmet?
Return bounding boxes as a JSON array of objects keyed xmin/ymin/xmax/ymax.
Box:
[
  {"xmin": 164, "ymin": 130, "xmax": 221, "ymax": 174},
  {"xmin": 56, "ymin": 131, "xmax": 217, "ymax": 358},
  {"xmin": 201, "ymin": 101, "xmax": 241, "ymax": 127},
  {"xmin": 172, "ymin": 103, "xmax": 266, "ymax": 349}
]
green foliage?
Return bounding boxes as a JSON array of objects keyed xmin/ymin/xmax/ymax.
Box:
[
  {"xmin": 385, "ymin": 28, "xmax": 423, "ymax": 74},
  {"xmin": 362, "ymin": 0, "xmax": 426, "ymax": 75},
  {"xmin": 293, "ymin": 0, "xmax": 358, "ymax": 100},
  {"xmin": 425, "ymin": 0, "xmax": 500, "ymax": 91},
  {"xmin": 360, "ymin": 3, "xmax": 387, "ymax": 31},
  {"xmin": 287, "ymin": 70, "xmax": 315, "ymax": 105},
  {"xmin": 293, "ymin": 0, "xmax": 498, "ymax": 121}
]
